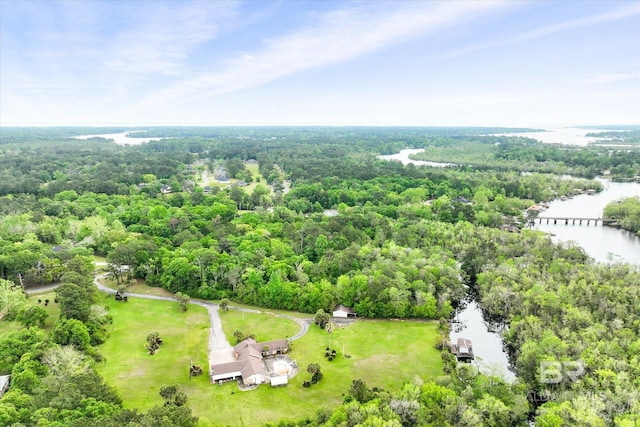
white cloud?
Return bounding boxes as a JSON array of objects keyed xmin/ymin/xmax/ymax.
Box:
[
  {"xmin": 131, "ymin": 1, "xmax": 509, "ymax": 111},
  {"xmin": 447, "ymin": 3, "xmax": 640, "ymax": 58},
  {"xmin": 103, "ymin": 2, "xmax": 237, "ymax": 76}
]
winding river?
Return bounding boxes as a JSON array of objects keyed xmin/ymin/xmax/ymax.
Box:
[{"xmin": 379, "ymin": 148, "xmax": 640, "ymax": 381}]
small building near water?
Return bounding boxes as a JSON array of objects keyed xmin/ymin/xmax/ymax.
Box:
[{"xmin": 450, "ymin": 338, "xmax": 474, "ymax": 361}]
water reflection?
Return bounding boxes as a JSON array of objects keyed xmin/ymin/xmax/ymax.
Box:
[
  {"xmin": 381, "ymin": 149, "xmax": 640, "ymax": 381},
  {"xmin": 451, "ymin": 294, "xmax": 516, "ymax": 381},
  {"xmin": 533, "ymin": 179, "xmax": 640, "ymax": 264}
]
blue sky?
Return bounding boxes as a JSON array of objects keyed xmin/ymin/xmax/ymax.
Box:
[{"xmin": 1, "ymin": 0, "xmax": 639, "ymax": 126}]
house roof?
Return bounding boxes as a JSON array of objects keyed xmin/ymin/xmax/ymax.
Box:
[
  {"xmin": 257, "ymin": 339, "xmax": 289, "ymax": 353},
  {"xmin": 234, "ymin": 338, "xmax": 288, "ymax": 355},
  {"xmin": 212, "ymin": 338, "xmax": 288, "ymax": 382},
  {"xmin": 456, "ymin": 338, "xmax": 473, "ymax": 354},
  {"xmin": 242, "ymin": 356, "xmax": 267, "ymax": 379},
  {"xmin": 210, "ymin": 360, "xmax": 244, "ymax": 377},
  {"xmin": 333, "ymin": 304, "xmax": 356, "ymax": 314}
]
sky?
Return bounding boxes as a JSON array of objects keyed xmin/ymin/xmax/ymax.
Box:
[{"xmin": 1, "ymin": 0, "xmax": 639, "ymax": 127}]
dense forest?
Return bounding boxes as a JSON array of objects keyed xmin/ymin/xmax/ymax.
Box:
[
  {"xmin": 604, "ymin": 197, "xmax": 640, "ymax": 235},
  {"xmin": 0, "ymin": 127, "xmax": 639, "ymax": 426}
]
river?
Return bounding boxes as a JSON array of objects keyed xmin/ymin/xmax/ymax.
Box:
[
  {"xmin": 377, "ymin": 149, "xmax": 454, "ymax": 167},
  {"xmin": 533, "ymin": 178, "xmax": 640, "ymax": 264},
  {"xmin": 379, "ymin": 147, "xmax": 640, "ymax": 381}
]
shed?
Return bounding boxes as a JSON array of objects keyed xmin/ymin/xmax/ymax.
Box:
[
  {"xmin": 332, "ymin": 304, "xmax": 357, "ymax": 319},
  {"xmin": 270, "ymin": 375, "xmax": 288, "ymax": 387},
  {"xmin": 0, "ymin": 375, "xmax": 10, "ymax": 398}
]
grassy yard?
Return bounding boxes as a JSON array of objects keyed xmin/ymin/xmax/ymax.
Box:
[
  {"xmin": 219, "ymin": 309, "xmax": 302, "ymax": 343},
  {"xmin": 29, "ymin": 291, "xmax": 60, "ymax": 330},
  {"xmin": 198, "ymin": 161, "xmax": 268, "ymax": 196},
  {"xmin": 243, "ymin": 163, "xmax": 267, "ymax": 194},
  {"xmin": 98, "ymin": 295, "xmax": 443, "ymax": 426},
  {"xmin": 98, "ymin": 277, "xmax": 176, "ymax": 298},
  {"xmin": 96, "ymin": 294, "xmax": 210, "ymax": 410},
  {"xmin": 0, "ymin": 291, "xmax": 61, "ymax": 335}
]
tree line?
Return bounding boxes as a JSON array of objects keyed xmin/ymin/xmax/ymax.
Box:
[{"xmin": 1, "ymin": 126, "xmax": 639, "ymax": 425}]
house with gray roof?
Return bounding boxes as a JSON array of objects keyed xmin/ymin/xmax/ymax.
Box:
[{"xmin": 210, "ymin": 338, "xmax": 289, "ymax": 386}]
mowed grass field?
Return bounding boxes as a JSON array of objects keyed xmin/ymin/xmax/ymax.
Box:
[
  {"xmin": 0, "ymin": 291, "xmax": 61, "ymax": 335},
  {"xmin": 220, "ymin": 309, "xmax": 301, "ymax": 343},
  {"xmin": 95, "ymin": 294, "xmax": 211, "ymax": 410},
  {"xmin": 98, "ymin": 295, "xmax": 443, "ymax": 426}
]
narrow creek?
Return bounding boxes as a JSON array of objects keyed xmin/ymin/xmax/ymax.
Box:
[{"xmin": 379, "ymin": 148, "xmax": 640, "ymax": 381}]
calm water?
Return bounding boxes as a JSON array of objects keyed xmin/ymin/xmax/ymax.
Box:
[
  {"xmin": 450, "ymin": 301, "xmax": 516, "ymax": 381},
  {"xmin": 496, "ymin": 127, "xmax": 615, "ymax": 146},
  {"xmin": 380, "ymin": 148, "xmax": 640, "ymax": 381},
  {"xmin": 534, "ymin": 179, "xmax": 640, "ymax": 264},
  {"xmin": 377, "ymin": 148, "xmax": 455, "ymax": 167},
  {"xmin": 73, "ymin": 132, "xmax": 163, "ymax": 145}
]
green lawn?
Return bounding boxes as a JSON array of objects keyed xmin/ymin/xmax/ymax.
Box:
[
  {"xmin": 219, "ymin": 309, "xmax": 302, "ymax": 343},
  {"xmin": 0, "ymin": 291, "xmax": 60, "ymax": 335},
  {"xmin": 99, "ymin": 277, "xmax": 176, "ymax": 298},
  {"xmin": 97, "ymin": 296, "xmax": 443, "ymax": 426},
  {"xmin": 95, "ymin": 295, "xmax": 210, "ymax": 411},
  {"xmin": 243, "ymin": 163, "xmax": 266, "ymax": 194}
]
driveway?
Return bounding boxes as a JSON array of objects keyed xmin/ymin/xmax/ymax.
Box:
[
  {"xmin": 28, "ymin": 264, "xmax": 312, "ymax": 370},
  {"xmin": 93, "ymin": 273, "xmax": 235, "ymax": 365}
]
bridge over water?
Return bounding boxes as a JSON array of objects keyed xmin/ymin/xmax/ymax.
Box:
[{"xmin": 536, "ymin": 217, "xmax": 617, "ymax": 226}]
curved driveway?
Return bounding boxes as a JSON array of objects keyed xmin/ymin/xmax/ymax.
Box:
[{"xmin": 91, "ymin": 270, "xmax": 312, "ymax": 369}]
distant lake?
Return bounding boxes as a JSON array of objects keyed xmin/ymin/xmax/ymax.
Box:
[
  {"xmin": 73, "ymin": 132, "xmax": 163, "ymax": 146},
  {"xmin": 495, "ymin": 127, "xmax": 618, "ymax": 146}
]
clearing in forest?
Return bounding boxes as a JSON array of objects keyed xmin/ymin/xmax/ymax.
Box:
[{"xmin": 97, "ymin": 295, "xmax": 442, "ymax": 426}]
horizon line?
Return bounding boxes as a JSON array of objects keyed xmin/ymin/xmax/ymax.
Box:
[{"xmin": 2, "ymin": 123, "xmax": 638, "ymax": 129}]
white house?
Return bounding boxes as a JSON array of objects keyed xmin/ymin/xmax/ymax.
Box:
[{"xmin": 332, "ymin": 304, "xmax": 357, "ymax": 319}]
